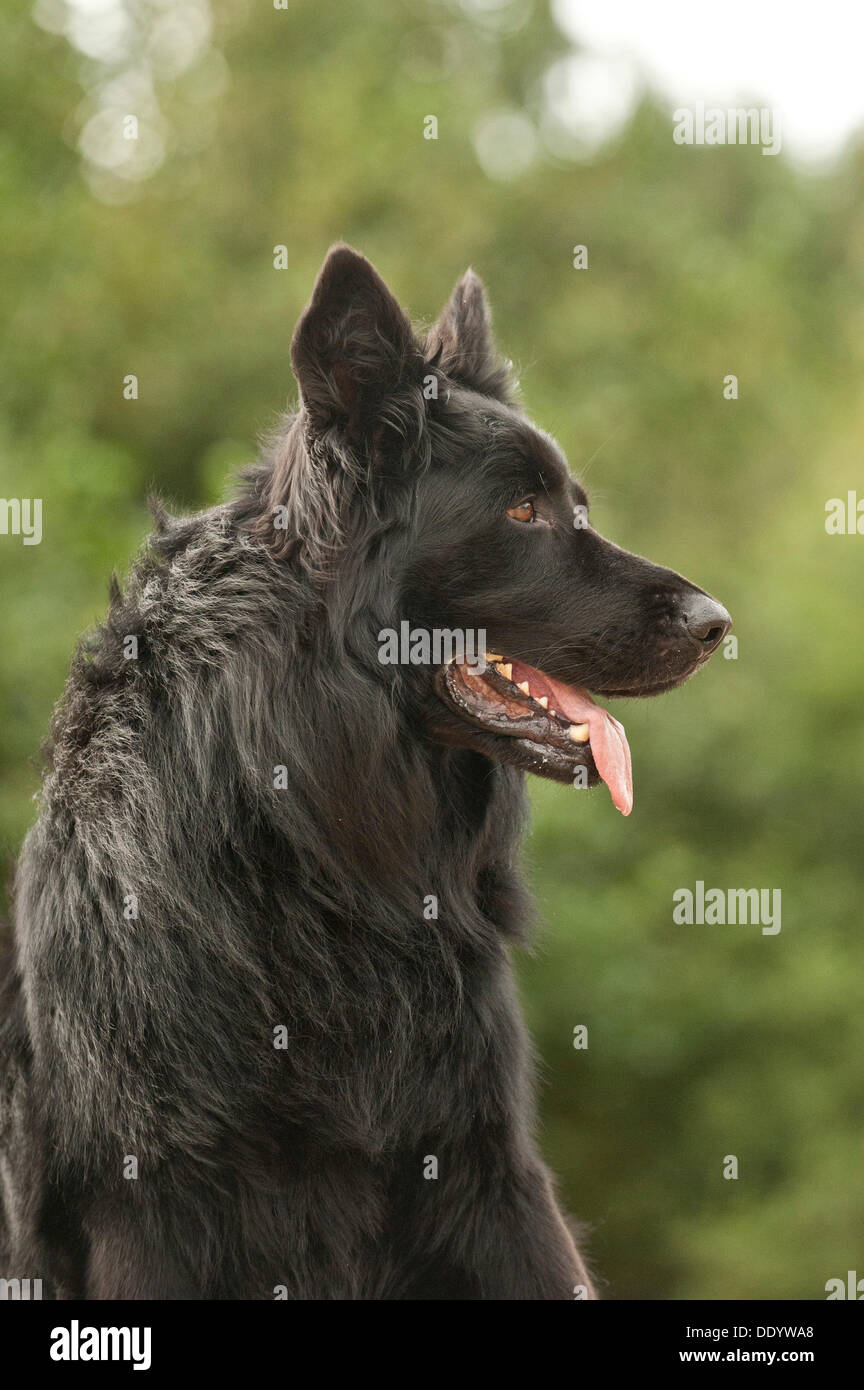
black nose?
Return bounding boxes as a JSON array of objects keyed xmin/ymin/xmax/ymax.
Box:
[{"xmin": 681, "ymin": 592, "xmax": 732, "ymax": 652}]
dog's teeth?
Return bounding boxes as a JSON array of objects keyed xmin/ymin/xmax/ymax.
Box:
[
  {"xmin": 517, "ymin": 680, "xmax": 530, "ymax": 696},
  {"xmin": 550, "ymin": 708, "xmax": 557, "ymax": 717},
  {"xmin": 568, "ymin": 723, "xmax": 590, "ymax": 743},
  {"xmin": 500, "ymin": 662, "xmax": 512, "ymax": 681},
  {"xmin": 485, "ymin": 652, "xmax": 503, "ymax": 663},
  {"xmin": 537, "ymin": 696, "xmax": 549, "ymax": 709}
]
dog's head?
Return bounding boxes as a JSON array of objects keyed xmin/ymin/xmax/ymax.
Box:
[{"xmin": 266, "ymin": 245, "xmax": 730, "ymax": 816}]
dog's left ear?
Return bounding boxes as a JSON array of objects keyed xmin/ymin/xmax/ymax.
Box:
[
  {"xmin": 291, "ymin": 245, "xmax": 420, "ymax": 441},
  {"xmin": 428, "ymin": 269, "xmax": 513, "ymax": 402}
]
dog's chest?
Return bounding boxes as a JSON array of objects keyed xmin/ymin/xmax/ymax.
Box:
[{"xmin": 263, "ymin": 925, "xmax": 521, "ymax": 1151}]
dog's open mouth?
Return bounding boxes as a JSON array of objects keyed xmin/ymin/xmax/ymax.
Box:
[{"xmin": 439, "ymin": 655, "xmax": 633, "ymax": 816}]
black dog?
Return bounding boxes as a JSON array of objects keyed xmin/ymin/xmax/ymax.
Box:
[{"xmin": 0, "ymin": 247, "xmax": 729, "ymax": 1299}]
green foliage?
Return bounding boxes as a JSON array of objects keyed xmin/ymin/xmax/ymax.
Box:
[{"xmin": 1, "ymin": 0, "xmax": 862, "ymax": 1299}]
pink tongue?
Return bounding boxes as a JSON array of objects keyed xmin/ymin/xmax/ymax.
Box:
[{"xmin": 513, "ymin": 665, "xmax": 633, "ymax": 816}]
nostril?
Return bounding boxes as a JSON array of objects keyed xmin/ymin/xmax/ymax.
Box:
[
  {"xmin": 681, "ymin": 593, "xmax": 732, "ymax": 650},
  {"xmin": 698, "ymin": 622, "xmax": 725, "ymax": 648}
]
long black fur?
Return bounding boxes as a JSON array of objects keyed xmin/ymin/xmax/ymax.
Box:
[{"xmin": 0, "ymin": 247, "xmax": 728, "ymax": 1299}]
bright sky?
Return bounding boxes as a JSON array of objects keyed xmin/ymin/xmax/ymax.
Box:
[{"xmin": 554, "ymin": 0, "xmax": 864, "ymax": 162}]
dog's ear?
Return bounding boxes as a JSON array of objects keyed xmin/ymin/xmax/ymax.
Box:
[
  {"xmin": 428, "ymin": 269, "xmax": 512, "ymax": 402},
  {"xmin": 291, "ymin": 245, "xmax": 420, "ymax": 439}
]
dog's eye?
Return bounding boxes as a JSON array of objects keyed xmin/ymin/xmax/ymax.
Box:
[{"xmin": 507, "ymin": 499, "xmax": 535, "ymax": 524}]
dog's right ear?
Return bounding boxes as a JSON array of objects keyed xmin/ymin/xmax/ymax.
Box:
[
  {"xmin": 291, "ymin": 245, "xmax": 419, "ymax": 440},
  {"xmin": 428, "ymin": 268, "xmax": 513, "ymax": 402}
]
